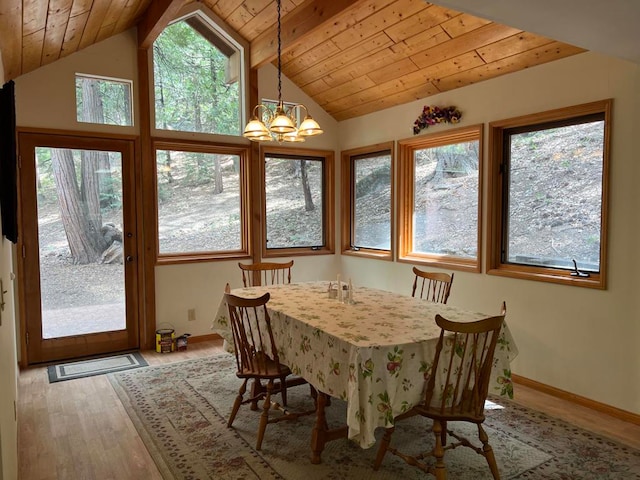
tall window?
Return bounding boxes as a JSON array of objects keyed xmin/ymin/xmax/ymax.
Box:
[
  {"xmin": 398, "ymin": 125, "xmax": 483, "ymax": 272},
  {"xmin": 149, "ymin": 11, "xmax": 251, "ymax": 264},
  {"xmin": 488, "ymin": 100, "xmax": 611, "ymax": 288},
  {"xmin": 262, "ymin": 147, "xmax": 334, "ymax": 257},
  {"xmin": 341, "ymin": 142, "xmax": 394, "ymax": 260},
  {"xmin": 75, "ymin": 74, "xmax": 133, "ymax": 126},
  {"xmin": 154, "ymin": 142, "xmax": 250, "ymax": 261},
  {"xmin": 152, "ymin": 15, "xmax": 242, "ymax": 136}
]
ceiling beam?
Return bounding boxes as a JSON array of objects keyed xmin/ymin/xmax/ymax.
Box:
[
  {"xmin": 137, "ymin": 0, "xmax": 187, "ymax": 49},
  {"xmin": 250, "ymin": 0, "xmax": 360, "ymax": 69}
]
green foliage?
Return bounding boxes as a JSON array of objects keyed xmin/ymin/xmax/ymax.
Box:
[
  {"xmin": 99, "ymin": 175, "xmax": 122, "ymax": 211},
  {"xmin": 185, "ymin": 152, "xmax": 212, "ymax": 185},
  {"xmin": 153, "ymin": 20, "xmax": 240, "ymax": 135},
  {"xmin": 157, "ymin": 183, "xmax": 171, "ymax": 203}
]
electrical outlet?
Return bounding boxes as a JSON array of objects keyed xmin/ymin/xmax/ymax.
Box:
[{"xmin": 188, "ymin": 308, "xmax": 196, "ymax": 321}]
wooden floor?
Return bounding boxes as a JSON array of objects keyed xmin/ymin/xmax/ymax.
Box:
[{"xmin": 17, "ymin": 339, "xmax": 640, "ymax": 479}]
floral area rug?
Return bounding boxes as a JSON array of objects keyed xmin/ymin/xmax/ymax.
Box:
[{"xmin": 108, "ymin": 354, "xmax": 640, "ymax": 479}]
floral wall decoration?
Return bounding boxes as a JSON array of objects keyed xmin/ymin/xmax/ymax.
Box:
[{"xmin": 413, "ymin": 105, "xmax": 462, "ymax": 134}]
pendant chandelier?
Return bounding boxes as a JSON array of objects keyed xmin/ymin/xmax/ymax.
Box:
[{"xmin": 243, "ymin": 0, "xmax": 323, "ymax": 143}]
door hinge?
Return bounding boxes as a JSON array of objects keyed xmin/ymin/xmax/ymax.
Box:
[
  {"xmin": 22, "ymin": 245, "xmax": 26, "ymax": 258},
  {"xmin": 25, "ymin": 331, "xmax": 29, "ymax": 345},
  {"xmin": 18, "ymin": 155, "xmax": 22, "ymax": 169}
]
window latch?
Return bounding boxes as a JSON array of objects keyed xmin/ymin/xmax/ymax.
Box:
[
  {"xmin": 351, "ymin": 245, "xmax": 360, "ymax": 251},
  {"xmin": 570, "ymin": 259, "xmax": 590, "ymax": 278},
  {"xmin": 311, "ymin": 246, "xmax": 321, "ymax": 251}
]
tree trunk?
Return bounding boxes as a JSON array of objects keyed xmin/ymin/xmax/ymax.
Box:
[
  {"xmin": 81, "ymin": 78, "xmax": 114, "ymax": 207},
  {"xmin": 213, "ymin": 155, "xmax": 223, "ymax": 194},
  {"xmin": 97, "ymin": 154, "xmax": 114, "ymax": 207},
  {"xmin": 51, "ymin": 149, "xmax": 106, "ymax": 264},
  {"xmin": 164, "ymin": 150, "xmax": 173, "ymax": 183},
  {"xmin": 156, "ymin": 76, "xmax": 174, "ymax": 184},
  {"xmin": 80, "ymin": 151, "xmax": 104, "ymax": 236},
  {"xmin": 300, "ymin": 160, "xmax": 314, "ymax": 211},
  {"xmin": 193, "ymin": 95, "xmax": 206, "ymax": 183}
]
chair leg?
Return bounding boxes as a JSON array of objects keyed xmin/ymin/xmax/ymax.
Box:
[
  {"xmin": 441, "ymin": 420, "xmax": 448, "ymax": 447},
  {"xmin": 250, "ymin": 379, "xmax": 263, "ymax": 411},
  {"xmin": 228, "ymin": 379, "xmax": 247, "ymax": 428},
  {"xmin": 256, "ymin": 379, "xmax": 274, "ymax": 451},
  {"xmin": 432, "ymin": 420, "xmax": 447, "ymax": 480},
  {"xmin": 478, "ymin": 424, "xmax": 501, "ymax": 479},
  {"xmin": 373, "ymin": 427, "xmax": 394, "ymax": 470},
  {"xmin": 279, "ymin": 375, "xmax": 288, "ymax": 406}
]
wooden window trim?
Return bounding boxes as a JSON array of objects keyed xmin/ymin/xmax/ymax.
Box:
[
  {"xmin": 487, "ymin": 99, "xmax": 612, "ymax": 289},
  {"xmin": 340, "ymin": 142, "xmax": 394, "ymax": 261},
  {"xmin": 260, "ymin": 145, "xmax": 335, "ymax": 258},
  {"xmin": 397, "ymin": 124, "xmax": 483, "ymax": 273},
  {"xmin": 150, "ymin": 13, "xmax": 247, "ymax": 138},
  {"xmin": 152, "ymin": 137, "xmax": 252, "ymax": 265}
]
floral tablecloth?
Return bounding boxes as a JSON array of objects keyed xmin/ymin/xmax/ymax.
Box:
[{"xmin": 212, "ymin": 281, "xmax": 518, "ymax": 449}]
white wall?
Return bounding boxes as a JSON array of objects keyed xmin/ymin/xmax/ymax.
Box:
[
  {"xmin": 0, "ymin": 54, "xmax": 20, "ymax": 480},
  {"xmin": 16, "ymin": 29, "xmax": 139, "ymax": 136},
  {"xmin": 339, "ymin": 52, "xmax": 640, "ymax": 416},
  {"xmin": 0, "ymin": 218, "xmax": 18, "ymax": 480}
]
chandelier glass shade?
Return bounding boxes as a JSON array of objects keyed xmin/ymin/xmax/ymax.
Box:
[{"xmin": 243, "ymin": 0, "xmax": 323, "ymax": 143}]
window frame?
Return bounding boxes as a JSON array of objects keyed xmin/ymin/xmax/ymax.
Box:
[
  {"xmin": 260, "ymin": 145, "xmax": 335, "ymax": 258},
  {"xmin": 149, "ymin": 7, "xmax": 250, "ymax": 140},
  {"xmin": 397, "ymin": 124, "xmax": 484, "ymax": 272},
  {"xmin": 341, "ymin": 142, "xmax": 395, "ymax": 261},
  {"xmin": 152, "ymin": 138, "xmax": 252, "ymax": 265},
  {"xmin": 487, "ymin": 99, "xmax": 612, "ymax": 288}
]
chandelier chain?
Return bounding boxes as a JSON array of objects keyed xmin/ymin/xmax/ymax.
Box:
[
  {"xmin": 277, "ymin": 0, "xmax": 282, "ymax": 106},
  {"xmin": 242, "ymin": 0, "xmax": 322, "ymax": 141}
]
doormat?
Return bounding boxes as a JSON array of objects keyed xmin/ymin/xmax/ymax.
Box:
[{"xmin": 48, "ymin": 351, "xmax": 148, "ymax": 383}]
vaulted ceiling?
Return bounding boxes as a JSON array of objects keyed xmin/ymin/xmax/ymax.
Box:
[{"xmin": 0, "ymin": 0, "xmax": 608, "ymax": 121}]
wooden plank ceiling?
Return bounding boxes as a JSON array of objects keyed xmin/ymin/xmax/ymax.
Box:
[{"xmin": 1, "ymin": 0, "xmax": 585, "ymax": 121}]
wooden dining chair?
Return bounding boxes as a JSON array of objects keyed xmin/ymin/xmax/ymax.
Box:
[
  {"xmin": 224, "ymin": 284, "xmax": 314, "ymax": 450},
  {"xmin": 238, "ymin": 260, "xmax": 294, "ymax": 287},
  {"xmin": 374, "ymin": 312, "xmax": 506, "ymax": 479},
  {"xmin": 411, "ymin": 266, "xmax": 454, "ymax": 304}
]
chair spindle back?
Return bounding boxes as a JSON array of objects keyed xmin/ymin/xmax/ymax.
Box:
[
  {"xmin": 239, "ymin": 260, "xmax": 294, "ymax": 287},
  {"xmin": 411, "ymin": 266, "xmax": 454, "ymax": 304},
  {"xmin": 425, "ymin": 314, "xmax": 505, "ymax": 418},
  {"xmin": 224, "ymin": 291, "xmax": 280, "ymax": 375}
]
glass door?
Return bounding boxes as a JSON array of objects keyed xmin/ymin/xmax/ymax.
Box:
[{"xmin": 19, "ymin": 133, "xmax": 139, "ymax": 364}]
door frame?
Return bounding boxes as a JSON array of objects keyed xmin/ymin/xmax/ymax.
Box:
[{"xmin": 17, "ymin": 129, "xmax": 145, "ymax": 365}]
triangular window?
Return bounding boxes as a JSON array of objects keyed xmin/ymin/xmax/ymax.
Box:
[{"xmin": 152, "ymin": 13, "xmax": 243, "ymax": 136}]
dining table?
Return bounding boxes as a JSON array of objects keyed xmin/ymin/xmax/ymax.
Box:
[{"xmin": 211, "ymin": 281, "xmax": 518, "ymax": 463}]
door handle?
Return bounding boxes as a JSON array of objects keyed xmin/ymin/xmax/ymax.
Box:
[{"xmin": 126, "ymin": 255, "xmax": 134, "ymax": 262}]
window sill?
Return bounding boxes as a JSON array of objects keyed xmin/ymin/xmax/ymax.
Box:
[
  {"xmin": 156, "ymin": 251, "xmax": 250, "ymax": 265},
  {"xmin": 263, "ymin": 246, "xmax": 335, "ymax": 258},
  {"xmin": 398, "ymin": 253, "xmax": 480, "ymax": 273},
  {"xmin": 341, "ymin": 248, "xmax": 393, "ymax": 261},
  {"xmin": 487, "ymin": 265, "xmax": 605, "ymax": 289}
]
